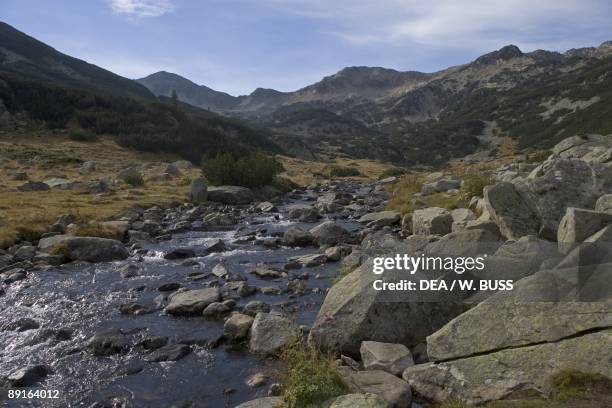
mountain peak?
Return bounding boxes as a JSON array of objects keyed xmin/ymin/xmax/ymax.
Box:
[{"xmin": 474, "ymin": 44, "xmax": 524, "ymax": 65}]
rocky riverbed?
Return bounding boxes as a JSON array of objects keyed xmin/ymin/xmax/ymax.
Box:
[
  {"xmin": 0, "ymin": 180, "xmax": 390, "ymax": 407},
  {"xmin": 1, "ymin": 134, "xmax": 612, "ymax": 408}
]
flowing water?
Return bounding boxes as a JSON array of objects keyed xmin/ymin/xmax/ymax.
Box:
[{"xmin": 0, "ymin": 197, "xmax": 364, "ymax": 408}]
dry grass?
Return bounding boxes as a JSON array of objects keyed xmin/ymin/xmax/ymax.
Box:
[
  {"xmin": 0, "ymin": 131, "xmax": 201, "ymax": 248},
  {"xmin": 278, "ymin": 154, "xmax": 398, "ymax": 185}
]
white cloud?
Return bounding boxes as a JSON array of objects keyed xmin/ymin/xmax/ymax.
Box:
[
  {"xmin": 109, "ymin": 0, "xmax": 175, "ymax": 18},
  {"xmin": 256, "ymin": 0, "xmax": 611, "ymax": 52}
]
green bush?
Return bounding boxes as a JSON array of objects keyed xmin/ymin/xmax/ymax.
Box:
[
  {"xmin": 68, "ymin": 128, "xmax": 97, "ymax": 142},
  {"xmin": 326, "ymin": 165, "xmax": 361, "ymax": 178},
  {"xmin": 202, "ymin": 152, "xmax": 283, "ymax": 188},
  {"xmin": 459, "ymin": 173, "xmax": 492, "ymax": 203},
  {"xmin": 379, "ymin": 167, "xmax": 407, "ymax": 179},
  {"xmin": 280, "ymin": 340, "xmax": 347, "ymax": 408}
]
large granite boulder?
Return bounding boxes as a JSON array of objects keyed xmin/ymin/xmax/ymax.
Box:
[
  {"xmin": 551, "ymin": 134, "xmax": 612, "ymax": 163},
  {"xmin": 308, "ymin": 257, "xmax": 464, "ymax": 357},
  {"xmin": 323, "ymin": 393, "xmax": 389, "ymax": 408},
  {"xmin": 483, "ymin": 182, "xmax": 539, "ymax": 240},
  {"xmin": 358, "ymin": 211, "xmax": 401, "ymax": 228},
  {"xmin": 235, "ymin": 397, "xmax": 282, "ymax": 408},
  {"xmin": 282, "ymin": 227, "xmax": 314, "ymax": 247},
  {"xmin": 38, "ymin": 235, "xmax": 128, "ymax": 262},
  {"xmin": 557, "ymin": 207, "xmax": 612, "ymax": 254},
  {"xmin": 207, "ymin": 186, "xmax": 254, "ymax": 204},
  {"xmin": 189, "ymin": 178, "xmax": 208, "ymax": 203},
  {"xmin": 403, "ymin": 330, "xmax": 612, "ymax": 405}
]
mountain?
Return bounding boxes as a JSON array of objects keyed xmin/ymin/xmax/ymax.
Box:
[
  {"xmin": 140, "ymin": 42, "xmax": 612, "ymax": 165},
  {"xmin": 0, "ymin": 21, "xmax": 154, "ymax": 100},
  {"xmin": 0, "ymin": 22, "xmax": 280, "ymax": 162},
  {"xmin": 137, "ymin": 71, "xmax": 236, "ymax": 111}
]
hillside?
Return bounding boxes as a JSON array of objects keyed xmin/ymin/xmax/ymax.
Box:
[
  {"xmin": 0, "ymin": 23, "xmax": 280, "ymax": 163},
  {"xmin": 140, "ymin": 43, "xmax": 612, "ymax": 165},
  {"xmin": 0, "ymin": 22, "xmax": 154, "ymax": 100}
]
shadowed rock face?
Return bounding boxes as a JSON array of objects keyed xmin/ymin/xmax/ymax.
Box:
[{"xmin": 308, "ymin": 257, "xmax": 464, "ymax": 358}]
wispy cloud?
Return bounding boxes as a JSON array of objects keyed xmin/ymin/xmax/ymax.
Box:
[{"xmin": 109, "ymin": 0, "xmax": 175, "ymax": 18}]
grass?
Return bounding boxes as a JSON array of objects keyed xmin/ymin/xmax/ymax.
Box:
[
  {"xmin": 278, "ymin": 154, "xmax": 398, "ymax": 185},
  {"xmin": 333, "ymin": 265, "xmax": 355, "ymax": 285},
  {"xmin": 0, "ymin": 132, "xmax": 200, "ymax": 248},
  {"xmin": 279, "ymin": 339, "xmax": 347, "ymax": 408},
  {"xmin": 325, "ymin": 165, "xmax": 361, "ymax": 178},
  {"xmin": 433, "ymin": 369, "xmax": 612, "ymax": 408},
  {"xmin": 458, "ymin": 173, "xmax": 493, "ymax": 203},
  {"xmin": 71, "ymin": 222, "xmax": 125, "ymax": 240}
]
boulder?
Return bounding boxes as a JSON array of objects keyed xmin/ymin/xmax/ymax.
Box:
[
  {"xmin": 8, "ymin": 365, "xmax": 50, "ymax": 387},
  {"xmin": 249, "ymin": 313, "xmax": 296, "ymax": 355},
  {"xmin": 421, "ymin": 179, "xmax": 460, "ymax": 195},
  {"xmin": 117, "ymin": 167, "xmax": 144, "ymax": 186},
  {"xmin": 483, "ymin": 182, "xmax": 539, "ymax": 240},
  {"xmin": 338, "ymin": 367, "xmax": 412, "ymax": 408},
  {"xmin": 164, "ymin": 248, "xmax": 196, "ymax": 260},
  {"xmin": 289, "ymin": 253, "xmax": 328, "ymax": 267},
  {"xmin": 86, "ymin": 329, "xmax": 129, "ymax": 356},
  {"xmin": 287, "ymin": 204, "xmax": 320, "ymax": 222},
  {"xmin": 557, "ymin": 207, "xmax": 612, "ymax": 254},
  {"xmin": 359, "ymin": 211, "xmax": 401, "ymax": 228},
  {"xmin": 360, "ymin": 341, "xmax": 414, "ymax": 376},
  {"xmin": 424, "ymin": 229, "xmax": 501, "ymax": 258},
  {"xmin": 243, "ymin": 301, "xmax": 271, "ymax": 316},
  {"xmin": 189, "ymin": 178, "xmax": 208, "ymax": 203},
  {"xmin": 17, "ymin": 181, "xmax": 50, "ymax": 191},
  {"xmin": 207, "ymin": 186, "xmax": 254, "ymax": 204},
  {"xmin": 224, "ymin": 313, "xmax": 254, "ymax": 341},
  {"xmin": 164, "ymin": 163, "xmax": 182, "ymax": 176},
  {"xmin": 79, "ymin": 160, "xmax": 97, "ymax": 174},
  {"xmin": 308, "ymin": 258, "xmax": 463, "ymax": 357},
  {"xmin": 38, "ymin": 235, "xmax": 128, "ymax": 262},
  {"xmin": 323, "ymin": 393, "xmax": 389, "ymax": 408},
  {"xmin": 235, "ymin": 397, "xmax": 282, "ymax": 408},
  {"xmin": 551, "ymin": 134, "xmax": 612, "ymax": 163},
  {"xmin": 403, "ymin": 330, "xmax": 612, "ymax": 405},
  {"xmin": 202, "ymin": 302, "xmax": 231, "ymax": 318},
  {"xmin": 316, "ymin": 192, "xmax": 352, "ymax": 213},
  {"xmin": 309, "ymin": 221, "xmax": 355, "ymax": 247},
  {"xmin": 282, "ymin": 227, "xmax": 314, "ymax": 247},
  {"xmin": 146, "ymin": 344, "xmax": 191, "ymax": 362},
  {"xmin": 164, "ymin": 288, "xmax": 220, "ymax": 315},
  {"xmin": 411, "ymin": 207, "xmax": 452, "ymax": 236},
  {"xmin": 596, "ymin": 194, "xmax": 612, "ymax": 213}
]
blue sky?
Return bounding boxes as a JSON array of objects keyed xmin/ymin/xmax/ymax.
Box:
[{"xmin": 2, "ymin": 0, "xmax": 612, "ymax": 95}]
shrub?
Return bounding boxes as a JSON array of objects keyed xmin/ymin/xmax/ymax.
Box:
[
  {"xmin": 202, "ymin": 152, "xmax": 282, "ymax": 188},
  {"xmin": 379, "ymin": 167, "xmax": 407, "ymax": 179},
  {"xmin": 68, "ymin": 128, "xmax": 98, "ymax": 142},
  {"xmin": 459, "ymin": 173, "xmax": 492, "ymax": 203},
  {"xmin": 280, "ymin": 340, "xmax": 347, "ymax": 408},
  {"xmin": 386, "ymin": 175, "xmax": 423, "ymax": 215},
  {"xmin": 526, "ymin": 150, "xmax": 552, "ymax": 163},
  {"xmin": 326, "ymin": 165, "xmax": 361, "ymax": 178},
  {"xmin": 549, "ymin": 369, "xmax": 611, "ymax": 401}
]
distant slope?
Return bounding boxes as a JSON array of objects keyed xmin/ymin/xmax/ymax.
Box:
[
  {"xmin": 137, "ymin": 71, "xmax": 237, "ymax": 111},
  {"xmin": 0, "ymin": 21, "xmax": 154, "ymax": 100},
  {"xmin": 140, "ymin": 42, "xmax": 612, "ymax": 165}
]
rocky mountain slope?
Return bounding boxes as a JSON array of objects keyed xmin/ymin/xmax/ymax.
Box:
[
  {"xmin": 140, "ymin": 43, "xmax": 612, "ymax": 165},
  {"xmin": 0, "ymin": 22, "xmax": 154, "ymax": 100}
]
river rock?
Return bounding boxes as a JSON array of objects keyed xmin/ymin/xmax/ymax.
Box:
[
  {"xmin": 338, "ymin": 367, "xmax": 412, "ymax": 408},
  {"xmin": 243, "ymin": 301, "xmax": 271, "ymax": 316},
  {"xmin": 164, "ymin": 248, "xmax": 196, "ymax": 260},
  {"xmin": 146, "ymin": 344, "xmax": 191, "ymax": 362},
  {"xmin": 164, "ymin": 288, "xmax": 220, "ymax": 315},
  {"xmin": 412, "ymin": 207, "xmax": 452, "ymax": 236},
  {"xmin": 324, "ymin": 393, "xmax": 389, "ymax": 408},
  {"xmin": 256, "ymin": 201, "xmax": 278, "ymax": 213},
  {"xmin": 282, "ymin": 227, "xmax": 314, "ymax": 247},
  {"xmin": 235, "ymin": 397, "xmax": 282, "ymax": 408},
  {"xmin": 38, "ymin": 235, "xmax": 128, "ymax": 262},
  {"xmin": 403, "ymin": 330, "xmax": 612, "ymax": 405},
  {"xmin": 287, "ymin": 204, "xmax": 320, "ymax": 222},
  {"xmin": 249, "ymin": 313, "xmax": 296, "ymax": 355},
  {"xmin": 360, "ymin": 341, "xmax": 414, "ymax": 376},
  {"xmin": 8, "ymin": 365, "xmax": 51, "ymax": 387},
  {"xmin": 207, "ymin": 186, "xmax": 254, "ymax": 204},
  {"xmin": 289, "ymin": 253, "xmax": 328, "ymax": 267},
  {"xmin": 17, "ymin": 181, "xmax": 50, "ymax": 191},
  {"xmin": 359, "ymin": 211, "xmax": 401, "ymax": 228},
  {"xmin": 189, "ymin": 178, "xmax": 208, "ymax": 203},
  {"xmin": 86, "ymin": 329, "xmax": 129, "ymax": 356},
  {"xmin": 224, "ymin": 313, "xmax": 254, "ymax": 341},
  {"xmin": 557, "ymin": 207, "xmax": 612, "ymax": 254},
  {"xmin": 212, "ymin": 263, "xmax": 229, "ymax": 278},
  {"xmin": 309, "ymin": 221, "xmax": 355, "ymax": 247},
  {"xmin": 202, "ymin": 302, "xmax": 231, "ymax": 318}
]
